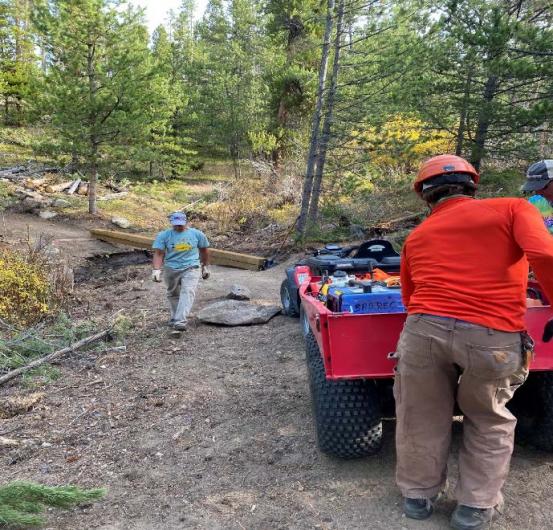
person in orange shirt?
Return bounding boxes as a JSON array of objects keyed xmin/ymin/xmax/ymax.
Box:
[{"xmin": 395, "ymin": 155, "xmax": 553, "ymax": 530}]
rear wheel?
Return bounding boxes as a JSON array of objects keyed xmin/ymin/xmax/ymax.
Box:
[
  {"xmin": 280, "ymin": 279, "xmax": 298, "ymax": 317},
  {"xmin": 510, "ymin": 372, "xmax": 553, "ymax": 451},
  {"xmin": 305, "ymin": 331, "xmax": 382, "ymax": 458}
]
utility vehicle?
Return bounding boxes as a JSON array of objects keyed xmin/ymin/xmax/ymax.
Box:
[{"xmin": 280, "ymin": 240, "xmax": 553, "ymax": 458}]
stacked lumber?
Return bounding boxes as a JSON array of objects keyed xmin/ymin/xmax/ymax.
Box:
[{"xmin": 90, "ymin": 229, "xmax": 269, "ymax": 271}]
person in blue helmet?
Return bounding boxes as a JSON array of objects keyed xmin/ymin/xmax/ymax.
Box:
[
  {"xmin": 151, "ymin": 212, "xmax": 210, "ymax": 331},
  {"xmin": 521, "ymin": 159, "xmax": 553, "ymax": 234}
]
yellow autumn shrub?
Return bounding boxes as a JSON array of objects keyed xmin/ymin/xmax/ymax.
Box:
[
  {"xmin": 350, "ymin": 114, "xmax": 455, "ymax": 172},
  {"xmin": 0, "ymin": 250, "xmax": 50, "ymax": 326}
]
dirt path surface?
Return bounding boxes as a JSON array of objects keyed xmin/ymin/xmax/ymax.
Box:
[
  {"xmin": 1, "ymin": 212, "xmax": 116, "ymax": 262},
  {"xmin": 2, "ymin": 227, "xmax": 553, "ymax": 529}
]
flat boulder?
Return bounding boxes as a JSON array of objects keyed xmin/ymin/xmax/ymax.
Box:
[
  {"xmin": 198, "ymin": 300, "xmax": 281, "ymax": 326},
  {"xmin": 111, "ymin": 217, "xmax": 131, "ymax": 229},
  {"xmin": 227, "ymin": 284, "xmax": 251, "ymax": 300},
  {"xmin": 52, "ymin": 198, "xmax": 71, "ymax": 208},
  {"xmin": 38, "ymin": 210, "xmax": 58, "ymax": 219}
]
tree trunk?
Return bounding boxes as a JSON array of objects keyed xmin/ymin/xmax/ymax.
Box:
[
  {"xmin": 455, "ymin": 70, "xmax": 472, "ymax": 156},
  {"xmin": 470, "ymin": 75, "xmax": 499, "ymax": 170},
  {"xmin": 297, "ymin": 0, "xmax": 335, "ymax": 236},
  {"xmin": 306, "ymin": 0, "xmax": 345, "ymax": 229},
  {"xmin": 87, "ymin": 41, "xmax": 99, "ymax": 215},
  {"xmin": 89, "ymin": 147, "xmax": 98, "ymax": 215}
]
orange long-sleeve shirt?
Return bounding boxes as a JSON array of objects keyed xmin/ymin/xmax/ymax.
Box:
[{"xmin": 401, "ymin": 196, "xmax": 553, "ymax": 331}]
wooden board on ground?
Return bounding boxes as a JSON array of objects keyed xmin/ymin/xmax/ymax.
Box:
[{"xmin": 90, "ymin": 229, "xmax": 269, "ymax": 271}]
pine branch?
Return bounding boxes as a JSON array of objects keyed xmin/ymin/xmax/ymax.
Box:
[{"xmin": 0, "ymin": 482, "xmax": 106, "ymax": 528}]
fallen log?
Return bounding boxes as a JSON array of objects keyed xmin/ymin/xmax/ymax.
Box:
[
  {"xmin": 45, "ymin": 180, "xmax": 73, "ymax": 193},
  {"xmin": 0, "ymin": 165, "xmax": 62, "ymax": 180},
  {"xmin": 90, "ymin": 228, "xmax": 269, "ymax": 271},
  {"xmin": 97, "ymin": 191, "xmax": 128, "ymax": 201},
  {"xmin": 0, "ymin": 329, "xmax": 111, "ymax": 386},
  {"xmin": 77, "ymin": 182, "xmax": 89, "ymax": 195},
  {"xmin": 372, "ymin": 211, "xmax": 426, "ymax": 231},
  {"xmin": 67, "ymin": 178, "xmax": 81, "ymax": 195}
]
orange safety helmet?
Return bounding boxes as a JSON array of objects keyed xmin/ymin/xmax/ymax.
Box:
[{"xmin": 414, "ymin": 155, "xmax": 479, "ymax": 194}]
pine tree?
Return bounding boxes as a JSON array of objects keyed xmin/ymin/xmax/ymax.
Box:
[
  {"xmin": 0, "ymin": 0, "xmax": 37, "ymax": 125},
  {"xmin": 265, "ymin": 0, "xmax": 325, "ymax": 165},
  {"xmin": 147, "ymin": 24, "xmax": 196, "ymax": 178},
  {"xmin": 33, "ymin": 0, "xmax": 165, "ymax": 213},
  {"xmin": 195, "ymin": 0, "xmax": 268, "ymax": 176}
]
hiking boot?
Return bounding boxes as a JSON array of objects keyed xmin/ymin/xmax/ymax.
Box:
[
  {"xmin": 450, "ymin": 501, "xmax": 504, "ymax": 530},
  {"xmin": 403, "ymin": 486, "xmax": 447, "ymax": 521},
  {"xmin": 403, "ymin": 497, "xmax": 434, "ymax": 520},
  {"xmin": 173, "ymin": 322, "xmax": 187, "ymax": 331},
  {"xmin": 167, "ymin": 319, "xmax": 175, "ymax": 327}
]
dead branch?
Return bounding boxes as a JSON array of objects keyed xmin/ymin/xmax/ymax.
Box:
[
  {"xmin": 0, "ymin": 329, "xmax": 111, "ymax": 386},
  {"xmin": 371, "ymin": 212, "xmax": 426, "ymax": 231}
]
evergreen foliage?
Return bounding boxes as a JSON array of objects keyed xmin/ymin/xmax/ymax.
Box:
[
  {"xmin": 0, "ymin": 0, "xmax": 550, "ymax": 221},
  {"xmin": 0, "ymin": 481, "xmax": 106, "ymax": 528}
]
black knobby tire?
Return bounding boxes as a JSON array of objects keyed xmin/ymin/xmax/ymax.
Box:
[
  {"xmin": 280, "ymin": 279, "xmax": 299, "ymax": 317},
  {"xmin": 305, "ymin": 331, "xmax": 383, "ymax": 458},
  {"xmin": 511, "ymin": 372, "xmax": 553, "ymax": 451}
]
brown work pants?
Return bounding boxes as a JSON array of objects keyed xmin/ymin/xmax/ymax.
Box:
[{"xmin": 394, "ymin": 314, "xmax": 528, "ymax": 509}]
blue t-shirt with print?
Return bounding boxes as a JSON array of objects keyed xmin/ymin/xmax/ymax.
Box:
[{"xmin": 152, "ymin": 228, "xmax": 210, "ymax": 270}]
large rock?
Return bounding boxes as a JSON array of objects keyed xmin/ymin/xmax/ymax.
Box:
[
  {"xmin": 111, "ymin": 216, "xmax": 131, "ymax": 229},
  {"xmin": 38, "ymin": 210, "xmax": 58, "ymax": 220},
  {"xmin": 52, "ymin": 198, "xmax": 71, "ymax": 208},
  {"xmin": 227, "ymin": 284, "xmax": 251, "ymax": 301},
  {"xmin": 198, "ymin": 300, "xmax": 281, "ymax": 326}
]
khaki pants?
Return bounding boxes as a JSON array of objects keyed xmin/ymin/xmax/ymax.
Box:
[
  {"xmin": 394, "ymin": 314, "xmax": 528, "ymax": 509},
  {"xmin": 163, "ymin": 266, "xmax": 201, "ymax": 325}
]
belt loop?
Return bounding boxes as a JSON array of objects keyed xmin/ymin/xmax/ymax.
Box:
[
  {"xmin": 448, "ymin": 318, "xmax": 455, "ymax": 331},
  {"xmin": 413, "ymin": 314, "xmax": 422, "ymax": 322},
  {"xmin": 488, "ymin": 328, "xmax": 494, "ymax": 335}
]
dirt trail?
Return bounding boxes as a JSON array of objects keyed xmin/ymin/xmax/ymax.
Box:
[
  {"xmin": 2, "ymin": 217, "xmax": 553, "ymax": 529},
  {"xmin": 2, "ymin": 212, "xmax": 116, "ymax": 262}
]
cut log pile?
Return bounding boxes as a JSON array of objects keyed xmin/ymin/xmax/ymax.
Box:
[{"xmin": 0, "ymin": 165, "xmax": 127, "ymax": 211}]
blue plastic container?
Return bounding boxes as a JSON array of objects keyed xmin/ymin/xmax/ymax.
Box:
[{"xmin": 327, "ymin": 285, "xmax": 405, "ymax": 314}]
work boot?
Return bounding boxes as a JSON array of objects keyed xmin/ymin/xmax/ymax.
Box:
[
  {"xmin": 403, "ymin": 497, "xmax": 435, "ymax": 520},
  {"xmin": 403, "ymin": 486, "xmax": 447, "ymax": 521},
  {"xmin": 173, "ymin": 322, "xmax": 187, "ymax": 331},
  {"xmin": 450, "ymin": 501, "xmax": 504, "ymax": 530}
]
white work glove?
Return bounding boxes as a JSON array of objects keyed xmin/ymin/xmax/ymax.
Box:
[
  {"xmin": 151, "ymin": 269, "xmax": 162, "ymax": 282},
  {"xmin": 201, "ymin": 265, "xmax": 210, "ymax": 280}
]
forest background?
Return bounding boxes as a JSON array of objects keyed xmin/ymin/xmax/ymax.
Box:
[{"xmin": 1, "ymin": 0, "xmax": 552, "ymax": 239}]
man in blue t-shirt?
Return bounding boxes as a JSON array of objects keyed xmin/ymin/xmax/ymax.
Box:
[
  {"xmin": 521, "ymin": 159, "xmax": 553, "ymax": 234},
  {"xmin": 152, "ymin": 212, "xmax": 210, "ymax": 331}
]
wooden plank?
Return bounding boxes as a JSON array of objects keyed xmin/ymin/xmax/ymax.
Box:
[{"xmin": 90, "ymin": 229, "xmax": 268, "ymax": 270}]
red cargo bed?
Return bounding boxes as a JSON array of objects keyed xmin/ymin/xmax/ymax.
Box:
[{"xmin": 300, "ymin": 278, "xmax": 553, "ymax": 380}]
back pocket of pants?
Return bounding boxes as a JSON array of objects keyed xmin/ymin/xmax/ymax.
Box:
[
  {"xmin": 397, "ymin": 328, "xmax": 433, "ymax": 369},
  {"xmin": 468, "ymin": 343, "xmax": 521, "ymax": 379}
]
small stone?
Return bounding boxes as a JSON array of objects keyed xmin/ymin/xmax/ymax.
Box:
[
  {"xmin": 52, "ymin": 198, "xmax": 71, "ymax": 208},
  {"xmin": 227, "ymin": 284, "xmax": 252, "ymax": 301},
  {"xmin": 111, "ymin": 217, "xmax": 131, "ymax": 229},
  {"xmin": 38, "ymin": 210, "xmax": 57, "ymax": 219},
  {"xmin": 0, "ymin": 436, "xmax": 19, "ymax": 447}
]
